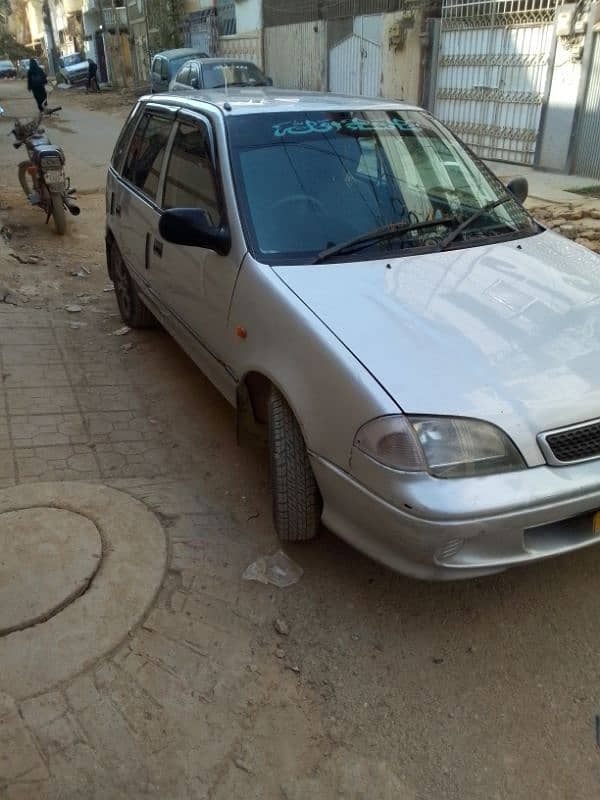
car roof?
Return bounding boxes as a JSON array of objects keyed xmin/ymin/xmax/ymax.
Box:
[
  {"xmin": 155, "ymin": 48, "xmax": 208, "ymax": 60},
  {"xmin": 147, "ymin": 87, "xmax": 419, "ymax": 116},
  {"xmin": 182, "ymin": 58, "xmax": 258, "ymax": 66}
]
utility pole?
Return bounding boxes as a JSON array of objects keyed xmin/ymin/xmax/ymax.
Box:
[
  {"xmin": 143, "ymin": 0, "xmax": 151, "ymax": 76},
  {"xmin": 42, "ymin": 0, "xmax": 58, "ymax": 77}
]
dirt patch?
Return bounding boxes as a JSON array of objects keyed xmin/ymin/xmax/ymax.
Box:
[{"xmin": 59, "ymin": 84, "xmax": 142, "ymax": 114}]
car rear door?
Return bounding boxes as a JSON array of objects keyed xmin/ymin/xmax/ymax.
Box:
[
  {"xmin": 108, "ymin": 105, "xmax": 175, "ymax": 291},
  {"xmin": 146, "ymin": 110, "xmax": 244, "ymax": 383}
]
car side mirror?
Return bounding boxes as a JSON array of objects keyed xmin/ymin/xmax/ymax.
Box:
[
  {"xmin": 507, "ymin": 177, "xmax": 528, "ymax": 204},
  {"xmin": 265, "ymin": 76, "xmax": 273, "ymax": 86},
  {"xmin": 159, "ymin": 208, "xmax": 231, "ymax": 255},
  {"xmin": 191, "ymin": 78, "xmax": 199, "ymax": 89}
]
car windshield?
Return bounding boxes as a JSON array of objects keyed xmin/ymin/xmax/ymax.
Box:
[
  {"xmin": 0, "ymin": 61, "xmax": 12, "ymax": 68},
  {"xmin": 226, "ymin": 109, "xmax": 537, "ymax": 265},
  {"xmin": 203, "ymin": 62, "xmax": 267, "ymax": 89},
  {"xmin": 62, "ymin": 54, "xmax": 83, "ymax": 67}
]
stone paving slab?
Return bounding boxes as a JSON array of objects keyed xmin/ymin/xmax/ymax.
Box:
[
  {"xmin": 5, "ymin": 388, "xmax": 80, "ymax": 416},
  {"xmin": 1, "ymin": 345, "xmax": 64, "ymax": 366},
  {"xmin": 2, "ymin": 364, "xmax": 70, "ymax": 389},
  {"xmin": 15, "ymin": 445, "xmax": 100, "ymax": 482},
  {"xmin": 9, "ymin": 413, "xmax": 88, "ymax": 448}
]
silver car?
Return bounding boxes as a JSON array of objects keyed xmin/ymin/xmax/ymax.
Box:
[
  {"xmin": 169, "ymin": 58, "xmax": 272, "ymax": 93},
  {"xmin": 106, "ymin": 89, "xmax": 600, "ymax": 580}
]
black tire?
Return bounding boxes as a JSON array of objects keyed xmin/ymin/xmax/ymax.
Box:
[
  {"xmin": 268, "ymin": 387, "xmax": 321, "ymax": 542},
  {"xmin": 50, "ymin": 194, "xmax": 66, "ymax": 235},
  {"xmin": 18, "ymin": 161, "xmax": 33, "ymax": 198},
  {"xmin": 110, "ymin": 241, "xmax": 156, "ymax": 328}
]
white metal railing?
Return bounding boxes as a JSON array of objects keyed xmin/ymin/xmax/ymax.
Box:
[
  {"xmin": 102, "ymin": 7, "xmax": 128, "ymax": 27},
  {"xmin": 442, "ymin": 0, "xmax": 560, "ymax": 18}
]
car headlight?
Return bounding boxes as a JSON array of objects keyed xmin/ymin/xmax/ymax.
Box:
[{"xmin": 354, "ymin": 415, "xmax": 525, "ymax": 478}]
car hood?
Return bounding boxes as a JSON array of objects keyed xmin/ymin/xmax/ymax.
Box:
[{"xmin": 273, "ymin": 231, "xmax": 600, "ymax": 466}]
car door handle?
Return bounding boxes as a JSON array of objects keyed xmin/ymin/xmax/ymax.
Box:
[{"xmin": 153, "ymin": 239, "xmax": 163, "ymax": 257}]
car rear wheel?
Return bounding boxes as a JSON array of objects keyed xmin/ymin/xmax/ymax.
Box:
[
  {"xmin": 110, "ymin": 241, "xmax": 156, "ymax": 328},
  {"xmin": 268, "ymin": 387, "xmax": 322, "ymax": 542}
]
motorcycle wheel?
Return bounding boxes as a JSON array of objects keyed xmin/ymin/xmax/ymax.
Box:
[
  {"xmin": 50, "ymin": 194, "xmax": 66, "ymax": 235},
  {"xmin": 18, "ymin": 160, "xmax": 33, "ymax": 197}
]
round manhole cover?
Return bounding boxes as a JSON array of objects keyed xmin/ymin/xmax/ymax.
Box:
[{"xmin": 0, "ymin": 507, "xmax": 102, "ymax": 635}]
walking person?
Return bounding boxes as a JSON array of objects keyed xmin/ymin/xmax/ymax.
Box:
[
  {"xmin": 86, "ymin": 58, "xmax": 99, "ymax": 93},
  {"xmin": 27, "ymin": 59, "xmax": 48, "ymax": 112}
]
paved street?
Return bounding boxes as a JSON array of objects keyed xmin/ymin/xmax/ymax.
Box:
[{"xmin": 0, "ymin": 80, "xmax": 599, "ymax": 799}]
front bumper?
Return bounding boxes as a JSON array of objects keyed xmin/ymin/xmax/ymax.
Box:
[{"xmin": 310, "ymin": 453, "xmax": 600, "ymax": 580}]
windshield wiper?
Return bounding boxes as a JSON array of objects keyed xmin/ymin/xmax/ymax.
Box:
[
  {"xmin": 438, "ymin": 195, "xmax": 515, "ymax": 251},
  {"xmin": 313, "ymin": 217, "xmax": 455, "ymax": 264}
]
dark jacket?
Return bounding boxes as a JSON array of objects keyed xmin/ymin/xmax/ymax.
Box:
[{"xmin": 27, "ymin": 61, "xmax": 47, "ymax": 92}]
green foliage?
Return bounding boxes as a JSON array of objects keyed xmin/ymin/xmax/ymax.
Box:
[{"xmin": 0, "ymin": 30, "xmax": 34, "ymax": 60}]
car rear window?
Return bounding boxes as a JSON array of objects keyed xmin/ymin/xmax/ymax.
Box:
[
  {"xmin": 112, "ymin": 105, "xmax": 142, "ymax": 172},
  {"xmin": 122, "ymin": 114, "xmax": 172, "ymax": 202}
]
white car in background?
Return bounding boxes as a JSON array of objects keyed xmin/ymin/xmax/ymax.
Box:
[{"xmin": 58, "ymin": 53, "xmax": 88, "ymax": 86}]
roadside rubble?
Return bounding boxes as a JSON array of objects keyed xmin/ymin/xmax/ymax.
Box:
[{"xmin": 530, "ymin": 204, "xmax": 600, "ymax": 251}]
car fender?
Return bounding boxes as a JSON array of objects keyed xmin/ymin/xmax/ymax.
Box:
[{"xmin": 228, "ymin": 254, "xmax": 400, "ymax": 470}]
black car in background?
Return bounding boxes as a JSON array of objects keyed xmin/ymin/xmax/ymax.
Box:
[{"xmin": 0, "ymin": 60, "xmax": 17, "ymax": 79}]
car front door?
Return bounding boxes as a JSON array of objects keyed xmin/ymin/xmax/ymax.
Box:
[{"xmin": 147, "ymin": 111, "xmax": 243, "ymax": 390}]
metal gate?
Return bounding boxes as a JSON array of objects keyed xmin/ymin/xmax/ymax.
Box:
[
  {"xmin": 328, "ymin": 14, "xmax": 383, "ymax": 97},
  {"xmin": 185, "ymin": 10, "xmax": 217, "ymax": 55},
  {"xmin": 434, "ymin": 0, "xmax": 558, "ymax": 165},
  {"xmin": 573, "ymin": 32, "xmax": 600, "ymax": 179},
  {"xmin": 265, "ymin": 22, "xmax": 327, "ymax": 91}
]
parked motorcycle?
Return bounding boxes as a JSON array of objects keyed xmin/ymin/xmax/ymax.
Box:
[{"xmin": 11, "ymin": 107, "xmax": 79, "ymax": 235}]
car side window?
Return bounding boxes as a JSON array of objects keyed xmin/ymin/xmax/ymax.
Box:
[
  {"xmin": 112, "ymin": 106, "xmax": 141, "ymax": 173},
  {"xmin": 190, "ymin": 66, "xmax": 199, "ymax": 88},
  {"xmin": 162, "ymin": 121, "xmax": 220, "ymax": 225},
  {"xmin": 122, "ymin": 113, "xmax": 172, "ymax": 201},
  {"xmin": 160, "ymin": 59, "xmax": 169, "ymax": 80},
  {"xmin": 179, "ymin": 65, "xmax": 190, "ymax": 85}
]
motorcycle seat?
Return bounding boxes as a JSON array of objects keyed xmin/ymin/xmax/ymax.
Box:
[
  {"xmin": 27, "ymin": 135, "xmax": 51, "ymax": 147},
  {"xmin": 30, "ymin": 143, "xmax": 65, "ymax": 165}
]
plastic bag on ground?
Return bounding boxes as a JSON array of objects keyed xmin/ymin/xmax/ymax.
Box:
[{"xmin": 242, "ymin": 550, "xmax": 303, "ymax": 588}]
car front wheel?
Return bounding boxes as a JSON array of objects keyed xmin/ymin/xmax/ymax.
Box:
[{"xmin": 268, "ymin": 387, "xmax": 322, "ymax": 542}]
